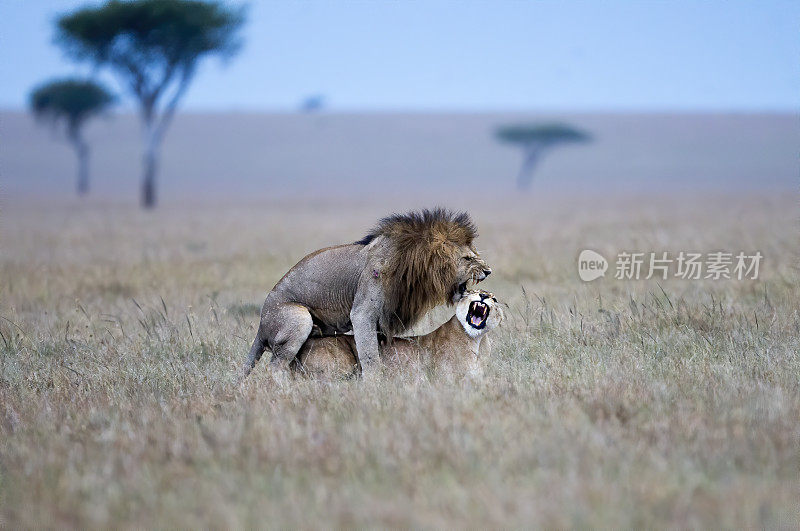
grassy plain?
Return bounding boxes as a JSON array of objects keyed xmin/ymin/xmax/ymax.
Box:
[{"xmin": 1, "ymin": 194, "xmax": 798, "ymax": 527}]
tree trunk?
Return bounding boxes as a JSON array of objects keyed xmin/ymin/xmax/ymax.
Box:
[
  {"xmin": 138, "ymin": 74, "xmax": 192, "ymax": 210},
  {"xmin": 69, "ymin": 129, "xmax": 90, "ymax": 197},
  {"xmin": 141, "ymin": 121, "xmax": 159, "ymax": 209},
  {"xmin": 516, "ymin": 145, "xmax": 543, "ymax": 190},
  {"xmin": 77, "ymin": 141, "xmax": 89, "ymax": 196}
]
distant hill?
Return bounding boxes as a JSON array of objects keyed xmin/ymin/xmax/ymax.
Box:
[{"xmin": 2, "ymin": 111, "xmax": 797, "ymax": 202}]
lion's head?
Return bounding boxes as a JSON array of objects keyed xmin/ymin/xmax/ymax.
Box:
[
  {"xmin": 455, "ymin": 289, "xmax": 504, "ymax": 338},
  {"xmin": 357, "ymin": 208, "xmax": 491, "ymax": 336}
]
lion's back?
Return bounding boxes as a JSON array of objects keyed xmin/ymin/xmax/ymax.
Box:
[{"xmin": 268, "ymin": 243, "xmax": 367, "ymax": 331}]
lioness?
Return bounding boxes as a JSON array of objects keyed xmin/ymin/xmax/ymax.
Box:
[
  {"xmin": 243, "ymin": 208, "xmax": 491, "ymax": 378},
  {"xmin": 294, "ymin": 290, "xmax": 504, "ymax": 379}
]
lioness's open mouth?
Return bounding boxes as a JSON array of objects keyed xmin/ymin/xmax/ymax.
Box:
[{"xmin": 468, "ymin": 300, "xmax": 490, "ymax": 329}]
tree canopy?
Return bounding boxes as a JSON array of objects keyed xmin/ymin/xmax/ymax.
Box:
[
  {"xmin": 29, "ymin": 78, "xmax": 115, "ymax": 131},
  {"xmin": 495, "ymin": 122, "xmax": 592, "ymax": 190},
  {"xmin": 495, "ymin": 123, "xmax": 591, "ymax": 146},
  {"xmin": 56, "ymin": 0, "xmax": 245, "ymax": 109}
]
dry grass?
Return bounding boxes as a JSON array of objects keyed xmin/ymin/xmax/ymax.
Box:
[{"xmin": 1, "ymin": 194, "xmax": 799, "ymax": 527}]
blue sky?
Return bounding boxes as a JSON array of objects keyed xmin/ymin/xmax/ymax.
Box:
[{"xmin": 1, "ymin": 0, "xmax": 798, "ymax": 112}]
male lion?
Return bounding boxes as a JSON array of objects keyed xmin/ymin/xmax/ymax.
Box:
[
  {"xmin": 243, "ymin": 208, "xmax": 492, "ymax": 379},
  {"xmin": 294, "ymin": 290, "xmax": 504, "ymax": 380}
]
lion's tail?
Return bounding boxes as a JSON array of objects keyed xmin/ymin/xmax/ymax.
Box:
[{"xmin": 241, "ymin": 335, "xmax": 267, "ymax": 379}]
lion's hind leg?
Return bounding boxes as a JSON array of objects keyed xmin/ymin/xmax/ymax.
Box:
[
  {"xmin": 241, "ymin": 303, "xmax": 312, "ymax": 382},
  {"xmin": 265, "ymin": 303, "xmax": 314, "ymax": 378}
]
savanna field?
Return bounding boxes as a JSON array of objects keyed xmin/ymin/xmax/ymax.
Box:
[{"xmin": 1, "ymin": 193, "xmax": 799, "ymax": 527}]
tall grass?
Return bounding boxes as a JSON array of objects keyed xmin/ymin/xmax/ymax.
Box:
[{"xmin": 1, "ymin": 195, "xmax": 798, "ymax": 527}]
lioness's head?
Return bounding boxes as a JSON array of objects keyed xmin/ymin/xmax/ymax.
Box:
[
  {"xmin": 357, "ymin": 208, "xmax": 491, "ymax": 335},
  {"xmin": 455, "ymin": 290, "xmax": 504, "ymax": 338}
]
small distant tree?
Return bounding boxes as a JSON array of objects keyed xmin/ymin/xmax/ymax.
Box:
[
  {"xmin": 300, "ymin": 94, "xmax": 325, "ymax": 113},
  {"xmin": 56, "ymin": 0, "xmax": 246, "ymax": 208},
  {"xmin": 495, "ymin": 123, "xmax": 591, "ymax": 190},
  {"xmin": 29, "ymin": 79, "xmax": 115, "ymax": 196}
]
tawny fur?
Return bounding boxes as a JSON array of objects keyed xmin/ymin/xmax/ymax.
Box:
[
  {"xmin": 243, "ymin": 208, "xmax": 491, "ymax": 378},
  {"xmin": 294, "ymin": 290, "xmax": 504, "ymax": 380}
]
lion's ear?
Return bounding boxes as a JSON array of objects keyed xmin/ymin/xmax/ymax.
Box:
[{"xmin": 495, "ymin": 304, "xmax": 506, "ymax": 325}]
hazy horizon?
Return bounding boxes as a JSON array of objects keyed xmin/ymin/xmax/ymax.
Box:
[{"xmin": 3, "ymin": 110, "xmax": 797, "ymax": 204}]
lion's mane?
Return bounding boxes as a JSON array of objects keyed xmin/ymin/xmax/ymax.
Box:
[{"xmin": 356, "ymin": 208, "xmax": 477, "ymax": 336}]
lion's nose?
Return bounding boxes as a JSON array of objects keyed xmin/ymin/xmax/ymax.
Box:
[{"xmin": 483, "ymin": 269, "xmax": 492, "ymax": 277}]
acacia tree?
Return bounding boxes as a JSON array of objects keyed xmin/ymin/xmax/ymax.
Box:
[
  {"xmin": 29, "ymin": 79, "xmax": 115, "ymax": 196},
  {"xmin": 56, "ymin": 0, "xmax": 246, "ymax": 208},
  {"xmin": 495, "ymin": 123, "xmax": 591, "ymax": 190}
]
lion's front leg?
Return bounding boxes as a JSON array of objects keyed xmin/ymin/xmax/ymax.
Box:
[
  {"xmin": 351, "ymin": 313, "xmax": 381, "ymax": 378},
  {"xmin": 351, "ymin": 279, "xmax": 383, "ymax": 379}
]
